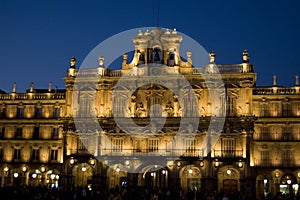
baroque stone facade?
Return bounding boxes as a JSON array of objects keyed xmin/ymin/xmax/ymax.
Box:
[{"xmin": 0, "ymin": 28, "xmax": 299, "ymax": 199}]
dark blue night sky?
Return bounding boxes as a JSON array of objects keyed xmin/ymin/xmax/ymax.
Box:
[{"xmin": 0, "ymin": 0, "xmax": 299, "ymax": 92}]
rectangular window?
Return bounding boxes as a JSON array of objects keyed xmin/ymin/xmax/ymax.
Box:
[
  {"xmin": 32, "ymin": 149, "xmax": 39, "ymax": 161},
  {"xmin": 148, "ymin": 138, "xmax": 159, "ymax": 152},
  {"xmin": 52, "ymin": 128, "xmax": 59, "ymax": 139},
  {"xmin": 78, "ymin": 138, "xmax": 89, "ymax": 150},
  {"xmin": 33, "ymin": 127, "xmax": 39, "ymax": 139},
  {"xmin": 0, "ymin": 148, "xmax": 3, "ymax": 162},
  {"xmin": 260, "ymin": 103, "xmax": 268, "ymax": 117},
  {"xmin": 261, "ymin": 151, "xmax": 269, "ymax": 165},
  {"xmin": 0, "ymin": 127, "xmax": 4, "ymax": 138},
  {"xmin": 112, "ymin": 138, "xmax": 123, "ymax": 152},
  {"xmin": 0, "ymin": 107, "xmax": 6, "ymax": 118},
  {"xmin": 16, "ymin": 127, "xmax": 22, "ymax": 139},
  {"xmin": 282, "ymin": 150, "xmax": 292, "ymax": 166},
  {"xmin": 261, "ymin": 126, "xmax": 269, "ymax": 140},
  {"xmin": 222, "ymin": 138, "xmax": 235, "ymax": 157},
  {"xmin": 227, "ymin": 96, "xmax": 235, "ymax": 116},
  {"xmin": 35, "ymin": 108, "xmax": 42, "ymax": 118},
  {"xmin": 17, "ymin": 108, "xmax": 24, "ymax": 118},
  {"xmin": 282, "ymin": 103, "xmax": 292, "ymax": 117},
  {"xmin": 54, "ymin": 108, "xmax": 60, "ymax": 118},
  {"xmin": 185, "ymin": 139, "xmax": 196, "ymax": 156},
  {"xmin": 50, "ymin": 149, "xmax": 58, "ymax": 161},
  {"xmin": 14, "ymin": 149, "xmax": 21, "ymax": 161}
]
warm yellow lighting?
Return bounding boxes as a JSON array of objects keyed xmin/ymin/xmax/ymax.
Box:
[
  {"xmin": 116, "ymin": 166, "xmax": 120, "ymax": 173},
  {"xmin": 177, "ymin": 162, "xmax": 181, "ymax": 167},
  {"xmin": 162, "ymin": 170, "xmax": 166, "ymax": 175},
  {"xmin": 215, "ymin": 159, "xmax": 219, "ymax": 167},
  {"xmin": 125, "ymin": 160, "xmax": 130, "ymax": 166},
  {"xmin": 82, "ymin": 166, "xmax": 87, "ymax": 172},
  {"xmin": 238, "ymin": 161, "xmax": 243, "ymax": 168},
  {"xmin": 22, "ymin": 166, "xmax": 27, "ymax": 172},
  {"xmin": 226, "ymin": 169, "xmax": 232, "ymax": 175},
  {"xmin": 70, "ymin": 157, "xmax": 75, "ymax": 165},
  {"xmin": 188, "ymin": 169, "xmax": 193, "ymax": 174},
  {"xmin": 4, "ymin": 167, "xmax": 9, "ymax": 172},
  {"xmin": 200, "ymin": 161, "xmax": 204, "ymax": 167},
  {"xmin": 56, "ymin": 175, "xmax": 59, "ymax": 179},
  {"xmin": 40, "ymin": 166, "xmax": 46, "ymax": 173},
  {"xmin": 89, "ymin": 158, "xmax": 95, "ymax": 166}
]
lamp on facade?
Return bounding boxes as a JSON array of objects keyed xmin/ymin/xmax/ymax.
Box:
[
  {"xmin": 13, "ymin": 172, "xmax": 19, "ymax": 178},
  {"xmin": 4, "ymin": 166, "xmax": 9, "ymax": 175},
  {"xmin": 238, "ymin": 160, "xmax": 243, "ymax": 168},
  {"xmin": 82, "ymin": 165, "xmax": 87, "ymax": 172},
  {"xmin": 70, "ymin": 157, "xmax": 75, "ymax": 165},
  {"xmin": 116, "ymin": 166, "xmax": 120, "ymax": 173},
  {"xmin": 89, "ymin": 158, "xmax": 95, "ymax": 166},
  {"xmin": 40, "ymin": 166, "xmax": 46, "ymax": 173},
  {"xmin": 214, "ymin": 159, "xmax": 219, "ymax": 167},
  {"xmin": 50, "ymin": 174, "xmax": 56, "ymax": 180},
  {"xmin": 22, "ymin": 166, "xmax": 27, "ymax": 173},
  {"xmin": 32, "ymin": 173, "xmax": 37, "ymax": 179},
  {"xmin": 264, "ymin": 177, "xmax": 268, "ymax": 184},
  {"xmin": 200, "ymin": 161, "xmax": 204, "ymax": 167},
  {"xmin": 287, "ymin": 179, "xmax": 292, "ymax": 185},
  {"xmin": 125, "ymin": 160, "xmax": 130, "ymax": 166},
  {"xmin": 188, "ymin": 166, "xmax": 193, "ymax": 174},
  {"xmin": 162, "ymin": 170, "xmax": 166, "ymax": 175},
  {"xmin": 177, "ymin": 161, "xmax": 181, "ymax": 167},
  {"xmin": 226, "ymin": 169, "xmax": 232, "ymax": 175}
]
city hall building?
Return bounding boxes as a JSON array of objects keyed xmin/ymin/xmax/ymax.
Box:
[{"xmin": 0, "ymin": 28, "xmax": 299, "ymax": 199}]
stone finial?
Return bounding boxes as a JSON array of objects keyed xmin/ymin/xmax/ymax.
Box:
[
  {"xmin": 48, "ymin": 82, "xmax": 52, "ymax": 92},
  {"xmin": 144, "ymin": 29, "xmax": 150, "ymax": 36},
  {"xmin": 165, "ymin": 29, "xmax": 170, "ymax": 35},
  {"xmin": 123, "ymin": 54, "xmax": 128, "ymax": 60},
  {"xmin": 273, "ymin": 75, "xmax": 277, "ymax": 86},
  {"xmin": 296, "ymin": 74, "xmax": 299, "ymax": 86},
  {"xmin": 12, "ymin": 82, "xmax": 16, "ymax": 93},
  {"xmin": 209, "ymin": 51, "xmax": 215, "ymax": 63},
  {"xmin": 30, "ymin": 82, "xmax": 34, "ymax": 92},
  {"xmin": 242, "ymin": 50, "xmax": 249, "ymax": 63},
  {"xmin": 172, "ymin": 28, "xmax": 177, "ymax": 35},
  {"xmin": 70, "ymin": 57, "xmax": 76, "ymax": 68},
  {"xmin": 99, "ymin": 56, "xmax": 104, "ymax": 67},
  {"xmin": 137, "ymin": 30, "xmax": 143, "ymax": 36}
]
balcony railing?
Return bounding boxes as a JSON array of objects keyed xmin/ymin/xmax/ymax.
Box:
[
  {"xmin": 99, "ymin": 148, "xmax": 206, "ymax": 158},
  {"xmin": 0, "ymin": 93, "xmax": 65, "ymax": 100},
  {"xmin": 213, "ymin": 150, "xmax": 243, "ymax": 158},
  {"xmin": 253, "ymin": 88, "xmax": 299, "ymax": 95}
]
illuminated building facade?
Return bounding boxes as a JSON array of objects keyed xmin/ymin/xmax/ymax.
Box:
[{"xmin": 0, "ymin": 28, "xmax": 299, "ymax": 199}]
